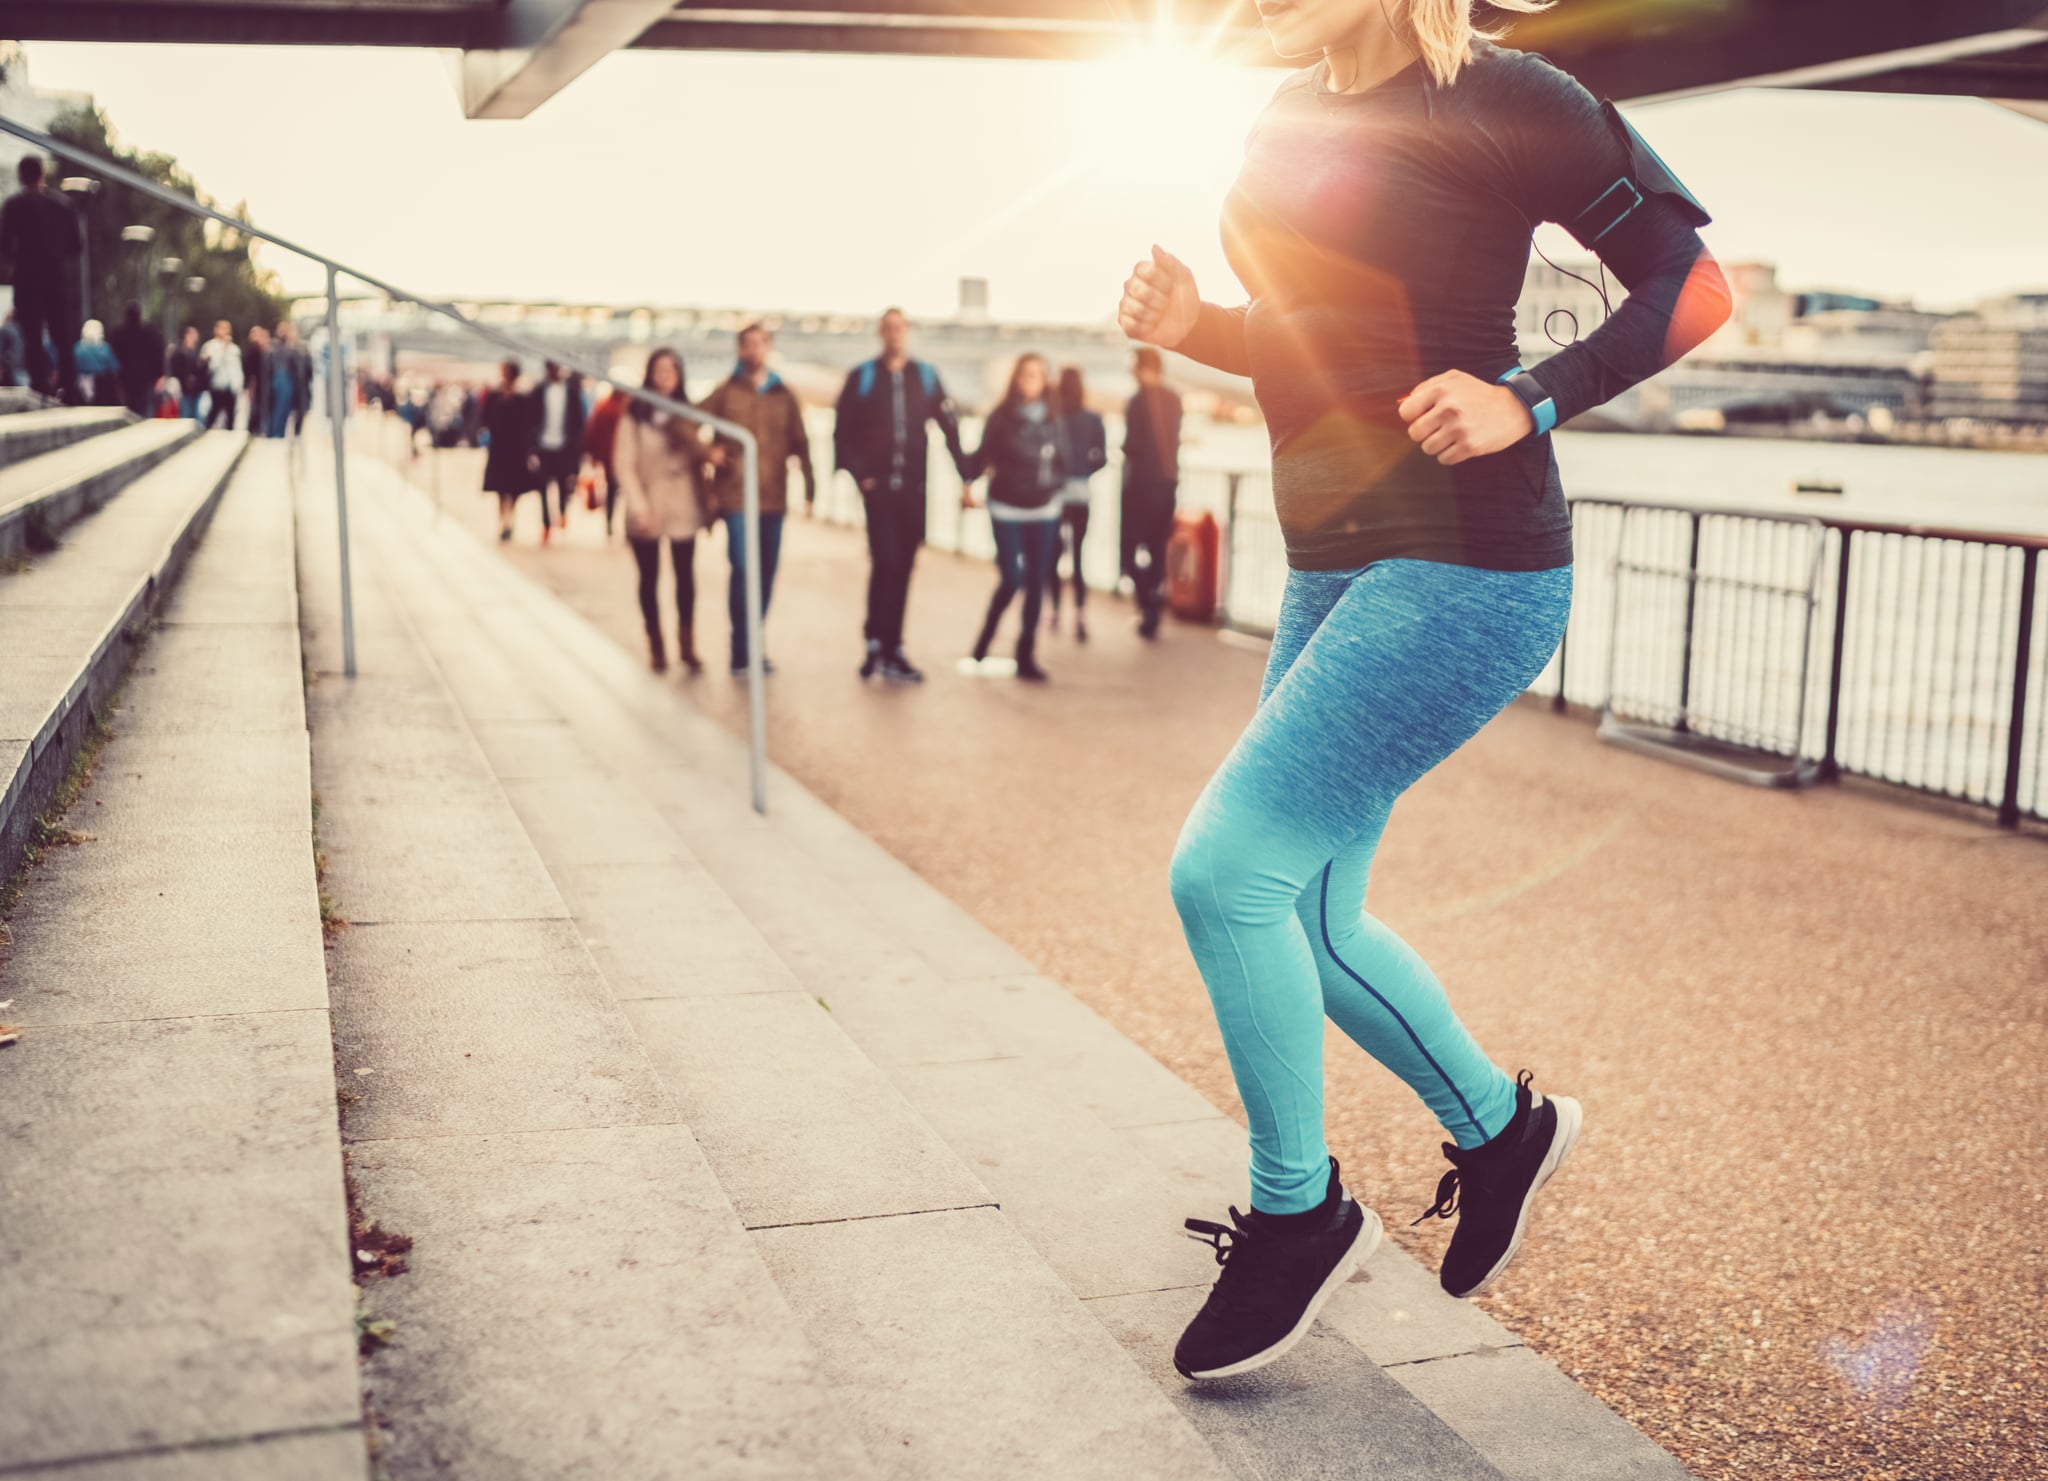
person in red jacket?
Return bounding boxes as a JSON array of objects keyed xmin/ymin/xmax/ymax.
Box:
[{"xmin": 584, "ymin": 385, "xmax": 629, "ymax": 538}]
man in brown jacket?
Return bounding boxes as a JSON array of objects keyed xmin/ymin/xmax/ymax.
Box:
[{"xmin": 701, "ymin": 322, "xmax": 816, "ymax": 675}]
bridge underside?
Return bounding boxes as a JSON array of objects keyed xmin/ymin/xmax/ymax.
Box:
[{"xmin": 9, "ymin": 0, "xmax": 2048, "ymax": 116}]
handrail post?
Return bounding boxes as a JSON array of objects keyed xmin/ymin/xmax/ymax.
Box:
[
  {"xmin": 325, "ymin": 264, "xmax": 357, "ymax": 680},
  {"xmin": 1819, "ymin": 526, "xmax": 1853, "ymax": 781},
  {"xmin": 1218, "ymin": 472, "xmax": 1240, "ymax": 628},
  {"xmin": 1998, "ymin": 545, "xmax": 2039, "ymax": 829},
  {"xmin": 1675, "ymin": 511, "xmax": 1702, "ymax": 733}
]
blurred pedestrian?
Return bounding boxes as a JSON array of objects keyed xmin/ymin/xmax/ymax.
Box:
[
  {"xmin": 481, "ymin": 359, "xmax": 536, "ymax": 541},
  {"xmin": 72, "ymin": 320, "xmax": 121, "ymax": 406},
  {"xmin": 833, "ymin": 307, "xmax": 967, "ymax": 683},
  {"xmin": 699, "ymin": 323, "xmax": 815, "ymax": 676},
  {"xmin": 267, "ymin": 322, "xmax": 312, "ymax": 439},
  {"xmin": 532, "ymin": 360, "xmax": 585, "ymax": 541},
  {"xmin": 0, "ymin": 155, "xmax": 83, "ymax": 403},
  {"xmin": 1122, "ymin": 346, "xmax": 1182, "ymax": 639},
  {"xmin": 615, "ymin": 348, "xmax": 709, "ymax": 674},
  {"xmin": 583, "ymin": 383, "xmax": 628, "ymax": 537},
  {"xmin": 108, "ymin": 301, "xmax": 164, "ymax": 416},
  {"xmin": 200, "ymin": 319, "xmax": 243, "ymax": 430},
  {"xmin": 1047, "ymin": 364, "xmax": 1107, "ymax": 641},
  {"xmin": 961, "ymin": 352, "xmax": 1066, "ymax": 683},
  {"xmin": 243, "ymin": 324, "xmax": 270, "ymax": 434},
  {"xmin": 169, "ymin": 325, "xmax": 207, "ymax": 419}
]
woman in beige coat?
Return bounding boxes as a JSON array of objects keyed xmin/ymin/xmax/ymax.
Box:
[{"xmin": 614, "ymin": 347, "xmax": 711, "ymax": 673}]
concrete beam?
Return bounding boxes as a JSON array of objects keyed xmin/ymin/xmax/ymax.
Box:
[{"xmin": 460, "ymin": 0, "xmax": 680, "ymax": 119}]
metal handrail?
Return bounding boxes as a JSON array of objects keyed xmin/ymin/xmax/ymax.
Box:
[{"xmin": 0, "ymin": 111, "xmax": 772, "ymax": 812}]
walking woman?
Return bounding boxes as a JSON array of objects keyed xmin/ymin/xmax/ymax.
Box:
[
  {"xmin": 615, "ymin": 348, "xmax": 710, "ymax": 674},
  {"xmin": 1045, "ymin": 365, "xmax": 1107, "ymax": 641},
  {"xmin": 1118, "ymin": 0, "xmax": 1730, "ymax": 1381},
  {"xmin": 961, "ymin": 353, "xmax": 1067, "ymax": 682},
  {"xmin": 481, "ymin": 359, "xmax": 536, "ymax": 542}
]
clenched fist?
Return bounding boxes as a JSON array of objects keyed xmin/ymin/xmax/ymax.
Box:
[
  {"xmin": 1398, "ymin": 370, "xmax": 1537, "ymax": 466},
  {"xmin": 1118, "ymin": 245, "xmax": 1201, "ymax": 350}
]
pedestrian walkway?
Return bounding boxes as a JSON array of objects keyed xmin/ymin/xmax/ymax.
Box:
[{"xmin": 416, "ymin": 438, "xmax": 2048, "ymax": 1481}]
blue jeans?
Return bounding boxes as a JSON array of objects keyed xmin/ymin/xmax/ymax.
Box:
[
  {"xmin": 723, "ymin": 511, "xmax": 785, "ymax": 667},
  {"xmin": 1169, "ymin": 557, "xmax": 1573, "ymax": 1213},
  {"xmin": 979, "ymin": 516, "xmax": 1061, "ymax": 662},
  {"xmin": 267, "ymin": 371, "xmax": 295, "ymax": 438}
]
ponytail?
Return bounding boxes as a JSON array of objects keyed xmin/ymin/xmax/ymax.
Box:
[{"xmin": 1401, "ymin": 0, "xmax": 1553, "ymax": 86}]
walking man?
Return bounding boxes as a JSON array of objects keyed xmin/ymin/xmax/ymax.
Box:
[
  {"xmin": 701, "ymin": 323, "xmax": 815, "ymax": 676},
  {"xmin": 168, "ymin": 325, "xmax": 207, "ymax": 420},
  {"xmin": 833, "ymin": 308, "xmax": 967, "ymax": 682},
  {"xmin": 108, "ymin": 301, "xmax": 165, "ymax": 417},
  {"xmin": 533, "ymin": 361, "xmax": 586, "ymax": 541},
  {"xmin": 0, "ymin": 155, "xmax": 83, "ymax": 403},
  {"xmin": 1122, "ymin": 346, "xmax": 1183, "ymax": 638},
  {"xmin": 200, "ymin": 319, "xmax": 243, "ymax": 430}
]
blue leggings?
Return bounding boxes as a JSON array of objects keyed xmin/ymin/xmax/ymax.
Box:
[{"xmin": 1170, "ymin": 557, "xmax": 1573, "ymax": 1214}]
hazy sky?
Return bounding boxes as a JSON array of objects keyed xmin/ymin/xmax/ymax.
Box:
[{"xmin": 22, "ymin": 40, "xmax": 2048, "ymax": 323}]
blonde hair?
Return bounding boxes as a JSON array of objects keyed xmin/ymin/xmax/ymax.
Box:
[{"xmin": 1402, "ymin": 0, "xmax": 1554, "ymax": 86}]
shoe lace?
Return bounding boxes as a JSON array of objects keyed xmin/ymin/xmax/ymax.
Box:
[
  {"xmin": 1184, "ymin": 1207, "xmax": 1254, "ymax": 1268},
  {"xmin": 1411, "ymin": 1154, "xmax": 1464, "ymax": 1227}
]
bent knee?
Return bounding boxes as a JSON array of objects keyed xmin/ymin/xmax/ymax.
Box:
[{"xmin": 1171, "ymin": 825, "xmax": 1296, "ymax": 929}]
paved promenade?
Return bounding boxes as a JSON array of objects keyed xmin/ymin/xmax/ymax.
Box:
[{"xmin": 416, "ymin": 441, "xmax": 2047, "ymax": 1481}]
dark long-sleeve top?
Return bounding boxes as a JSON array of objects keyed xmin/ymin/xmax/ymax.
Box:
[
  {"xmin": 960, "ymin": 399, "xmax": 1067, "ymax": 512},
  {"xmin": 1122, "ymin": 385, "xmax": 1182, "ymax": 496},
  {"xmin": 1176, "ymin": 41, "xmax": 1730, "ymax": 572},
  {"xmin": 0, "ymin": 188, "xmax": 81, "ymax": 293},
  {"xmin": 834, "ymin": 356, "xmax": 967, "ymax": 497}
]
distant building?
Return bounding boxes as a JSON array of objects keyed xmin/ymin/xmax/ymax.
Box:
[
  {"xmin": 958, "ymin": 277, "xmax": 989, "ymax": 322},
  {"xmin": 1929, "ymin": 294, "xmax": 2048, "ymax": 424}
]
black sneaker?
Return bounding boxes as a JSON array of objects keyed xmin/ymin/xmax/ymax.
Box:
[
  {"xmin": 882, "ymin": 649, "xmax": 925, "ymax": 683},
  {"xmin": 1415, "ymin": 1070, "xmax": 1582, "ymax": 1300},
  {"xmin": 859, "ymin": 640, "xmax": 883, "ymax": 679},
  {"xmin": 1173, "ymin": 1158, "xmax": 1381, "ymax": 1381},
  {"xmin": 1015, "ymin": 657, "xmax": 1050, "ymax": 683}
]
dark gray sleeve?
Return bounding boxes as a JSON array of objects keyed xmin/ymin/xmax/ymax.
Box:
[
  {"xmin": 1477, "ymin": 55, "xmax": 1731, "ymax": 425},
  {"xmin": 1176, "ymin": 302, "xmax": 1253, "ymax": 378}
]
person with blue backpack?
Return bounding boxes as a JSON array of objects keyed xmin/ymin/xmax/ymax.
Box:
[{"xmin": 833, "ymin": 308, "xmax": 968, "ymax": 683}]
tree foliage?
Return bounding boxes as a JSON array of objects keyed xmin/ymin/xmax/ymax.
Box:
[{"xmin": 45, "ymin": 104, "xmax": 287, "ymax": 337}]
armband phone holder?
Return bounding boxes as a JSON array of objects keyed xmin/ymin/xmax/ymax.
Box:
[{"xmin": 1565, "ymin": 101, "xmax": 1713, "ymax": 249}]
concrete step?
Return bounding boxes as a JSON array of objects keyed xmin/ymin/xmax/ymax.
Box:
[
  {"xmin": 0, "ymin": 405, "xmax": 135, "ymax": 469},
  {"xmin": 344, "ymin": 451, "xmax": 1239, "ymax": 1480},
  {"xmin": 291, "ymin": 452, "xmax": 881, "ymax": 1481},
  {"xmin": 361, "ymin": 456, "xmax": 1696, "ymax": 1480},
  {"xmin": 0, "ymin": 416, "xmax": 199, "ymax": 563},
  {"xmin": 0, "ymin": 430, "xmax": 246, "ymax": 887},
  {"xmin": 0, "ymin": 441, "xmax": 368, "ymax": 1480}
]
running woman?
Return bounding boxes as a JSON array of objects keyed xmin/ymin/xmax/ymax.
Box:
[{"xmin": 1118, "ymin": 0, "xmax": 1730, "ymax": 1382}]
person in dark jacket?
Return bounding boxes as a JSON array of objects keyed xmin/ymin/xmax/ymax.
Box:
[
  {"xmin": 833, "ymin": 307, "xmax": 968, "ymax": 683},
  {"xmin": 531, "ymin": 361, "xmax": 587, "ymax": 541},
  {"xmin": 0, "ymin": 155, "xmax": 83, "ymax": 403},
  {"xmin": 243, "ymin": 325, "xmax": 270, "ymax": 434},
  {"xmin": 481, "ymin": 359, "xmax": 537, "ymax": 541},
  {"xmin": 961, "ymin": 352, "xmax": 1067, "ymax": 683},
  {"xmin": 108, "ymin": 302, "xmax": 165, "ymax": 417},
  {"xmin": 1047, "ymin": 365, "xmax": 1108, "ymax": 641},
  {"xmin": 168, "ymin": 325, "xmax": 207, "ymax": 419},
  {"xmin": 1122, "ymin": 346, "xmax": 1183, "ymax": 639}
]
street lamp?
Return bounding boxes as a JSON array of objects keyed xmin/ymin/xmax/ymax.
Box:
[
  {"xmin": 58, "ymin": 176, "xmax": 99, "ymax": 321},
  {"xmin": 158, "ymin": 257, "xmax": 185, "ymax": 342},
  {"xmin": 120, "ymin": 224, "xmax": 156, "ymax": 308}
]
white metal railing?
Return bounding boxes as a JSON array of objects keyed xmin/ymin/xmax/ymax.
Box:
[{"xmin": 0, "ymin": 110, "xmax": 773, "ymax": 812}]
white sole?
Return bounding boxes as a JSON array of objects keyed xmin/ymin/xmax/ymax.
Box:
[
  {"xmin": 1455, "ymin": 1093, "xmax": 1582, "ymax": 1300},
  {"xmin": 1181, "ymin": 1207, "xmax": 1384, "ymax": 1382}
]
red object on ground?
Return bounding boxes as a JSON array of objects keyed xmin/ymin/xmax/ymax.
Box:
[{"xmin": 1165, "ymin": 509, "xmax": 1221, "ymax": 623}]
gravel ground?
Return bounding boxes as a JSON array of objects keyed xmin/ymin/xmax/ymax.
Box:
[{"xmin": 425, "ymin": 455, "xmax": 2047, "ymax": 1481}]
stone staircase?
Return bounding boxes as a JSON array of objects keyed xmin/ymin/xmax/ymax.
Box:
[{"xmin": 0, "ymin": 425, "xmax": 1695, "ymax": 1479}]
